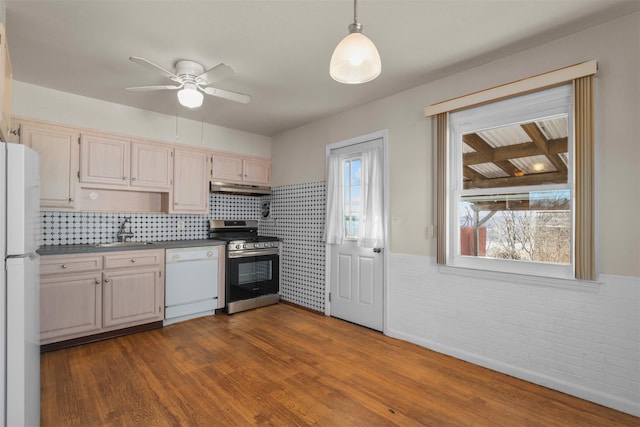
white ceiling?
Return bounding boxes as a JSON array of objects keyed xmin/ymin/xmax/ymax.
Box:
[{"xmin": 6, "ymin": 0, "xmax": 639, "ymax": 137}]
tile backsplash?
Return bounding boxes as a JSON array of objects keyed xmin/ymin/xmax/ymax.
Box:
[
  {"xmin": 40, "ymin": 193, "xmax": 260, "ymax": 245},
  {"xmin": 40, "ymin": 182, "xmax": 328, "ymax": 313}
]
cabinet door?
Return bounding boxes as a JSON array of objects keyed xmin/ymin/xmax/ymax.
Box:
[
  {"xmin": 40, "ymin": 273, "xmax": 102, "ymax": 343},
  {"xmin": 102, "ymin": 268, "xmax": 164, "ymax": 328},
  {"xmin": 20, "ymin": 121, "xmax": 80, "ymax": 209},
  {"xmin": 211, "ymin": 152, "xmax": 243, "ymax": 183},
  {"xmin": 243, "ymin": 157, "xmax": 271, "ymax": 185},
  {"xmin": 130, "ymin": 140, "xmax": 172, "ymax": 191},
  {"xmin": 80, "ymin": 134, "xmax": 130, "ymax": 187},
  {"xmin": 172, "ymin": 148, "xmax": 209, "ymax": 213}
]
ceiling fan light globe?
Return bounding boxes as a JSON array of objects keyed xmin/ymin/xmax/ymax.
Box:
[
  {"xmin": 177, "ymin": 86, "xmax": 204, "ymax": 108},
  {"xmin": 330, "ymin": 32, "xmax": 381, "ymax": 84}
]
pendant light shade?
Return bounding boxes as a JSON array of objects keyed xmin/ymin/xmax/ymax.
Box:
[
  {"xmin": 177, "ymin": 83, "xmax": 204, "ymax": 108},
  {"xmin": 330, "ymin": 0, "xmax": 381, "ymax": 84}
]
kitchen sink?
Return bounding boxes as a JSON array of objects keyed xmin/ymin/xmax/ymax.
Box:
[{"xmin": 94, "ymin": 241, "xmax": 156, "ymax": 248}]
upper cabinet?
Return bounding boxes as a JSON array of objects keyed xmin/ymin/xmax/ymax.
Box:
[
  {"xmin": 80, "ymin": 133, "xmax": 130, "ymax": 188},
  {"xmin": 80, "ymin": 134, "xmax": 172, "ymax": 191},
  {"xmin": 169, "ymin": 147, "xmax": 209, "ymax": 214},
  {"xmin": 16, "ymin": 119, "xmax": 79, "ymax": 209},
  {"xmin": 0, "ymin": 24, "xmax": 12, "ymax": 142},
  {"xmin": 130, "ymin": 140, "xmax": 173, "ymax": 190},
  {"xmin": 211, "ymin": 152, "xmax": 270, "ymax": 185}
]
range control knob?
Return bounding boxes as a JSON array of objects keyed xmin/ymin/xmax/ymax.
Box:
[
  {"xmin": 265, "ymin": 242, "xmax": 272, "ymax": 247},
  {"xmin": 235, "ymin": 244, "xmax": 242, "ymax": 250},
  {"xmin": 254, "ymin": 243, "xmax": 262, "ymax": 248}
]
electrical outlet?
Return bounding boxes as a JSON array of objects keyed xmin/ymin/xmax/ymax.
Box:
[{"xmin": 177, "ymin": 221, "xmax": 185, "ymax": 230}]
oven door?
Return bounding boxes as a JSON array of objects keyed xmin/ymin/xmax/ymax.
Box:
[{"xmin": 226, "ymin": 252, "xmax": 279, "ymax": 303}]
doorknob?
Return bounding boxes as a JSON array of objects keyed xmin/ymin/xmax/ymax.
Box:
[{"xmin": 373, "ymin": 248, "xmax": 383, "ymax": 253}]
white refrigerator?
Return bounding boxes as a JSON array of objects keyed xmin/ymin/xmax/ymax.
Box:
[{"xmin": 0, "ymin": 142, "xmax": 40, "ymax": 426}]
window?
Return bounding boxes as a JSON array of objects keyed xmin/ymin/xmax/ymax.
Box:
[
  {"xmin": 343, "ymin": 157, "xmax": 362, "ymax": 239},
  {"xmin": 426, "ymin": 61, "xmax": 596, "ymax": 281},
  {"xmin": 449, "ymin": 85, "xmax": 574, "ymax": 278}
]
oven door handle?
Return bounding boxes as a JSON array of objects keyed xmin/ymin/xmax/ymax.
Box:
[{"xmin": 228, "ymin": 248, "xmax": 280, "ymax": 258}]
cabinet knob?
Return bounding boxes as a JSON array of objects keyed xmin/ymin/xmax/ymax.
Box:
[
  {"xmin": 132, "ymin": 177, "xmax": 137, "ymax": 181},
  {"xmin": 61, "ymin": 264, "xmax": 68, "ymax": 269},
  {"xmin": 104, "ymin": 278, "xmax": 110, "ymax": 283},
  {"xmin": 95, "ymin": 279, "xmax": 100, "ymax": 285},
  {"xmin": 122, "ymin": 176, "xmax": 127, "ymax": 181},
  {"xmin": 69, "ymin": 198, "xmax": 74, "ymax": 202},
  {"xmin": 130, "ymin": 259, "xmax": 136, "ymax": 263},
  {"xmin": 10, "ymin": 129, "xmax": 18, "ymax": 135}
]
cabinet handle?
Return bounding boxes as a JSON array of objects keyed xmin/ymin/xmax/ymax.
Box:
[{"xmin": 61, "ymin": 264, "xmax": 68, "ymax": 269}]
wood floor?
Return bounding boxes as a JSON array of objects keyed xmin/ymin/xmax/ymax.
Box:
[{"xmin": 41, "ymin": 303, "xmax": 638, "ymax": 426}]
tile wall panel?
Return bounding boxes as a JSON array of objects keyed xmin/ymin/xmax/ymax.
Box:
[{"xmin": 259, "ymin": 182, "xmax": 326, "ymax": 312}]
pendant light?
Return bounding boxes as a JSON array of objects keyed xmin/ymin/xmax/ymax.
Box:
[{"xmin": 330, "ymin": 0, "xmax": 381, "ymax": 84}]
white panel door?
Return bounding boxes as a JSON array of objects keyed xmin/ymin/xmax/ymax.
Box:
[
  {"xmin": 327, "ymin": 136, "xmax": 385, "ymax": 331},
  {"xmin": 331, "ymin": 241, "xmax": 383, "ymax": 330}
]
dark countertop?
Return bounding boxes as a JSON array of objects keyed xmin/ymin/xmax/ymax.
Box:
[{"xmin": 38, "ymin": 239, "xmax": 225, "ymax": 256}]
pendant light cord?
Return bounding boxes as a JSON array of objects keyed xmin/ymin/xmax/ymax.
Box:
[{"xmin": 353, "ymin": 0, "xmax": 358, "ymax": 24}]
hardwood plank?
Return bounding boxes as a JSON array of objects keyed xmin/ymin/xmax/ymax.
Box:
[{"xmin": 41, "ymin": 303, "xmax": 638, "ymax": 426}]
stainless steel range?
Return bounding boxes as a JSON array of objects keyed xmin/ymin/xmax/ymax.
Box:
[{"xmin": 208, "ymin": 220, "xmax": 280, "ymax": 314}]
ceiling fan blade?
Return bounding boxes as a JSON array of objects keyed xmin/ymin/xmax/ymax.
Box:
[
  {"xmin": 129, "ymin": 56, "xmax": 178, "ymax": 81},
  {"xmin": 197, "ymin": 63, "xmax": 235, "ymax": 84},
  {"xmin": 126, "ymin": 85, "xmax": 182, "ymax": 92},
  {"xmin": 203, "ymin": 86, "xmax": 251, "ymax": 104}
]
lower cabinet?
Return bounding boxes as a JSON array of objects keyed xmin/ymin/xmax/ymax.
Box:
[{"xmin": 40, "ymin": 249, "xmax": 164, "ymax": 347}]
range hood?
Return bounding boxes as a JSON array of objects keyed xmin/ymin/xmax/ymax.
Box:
[{"xmin": 210, "ymin": 181, "xmax": 271, "ymax": 196}]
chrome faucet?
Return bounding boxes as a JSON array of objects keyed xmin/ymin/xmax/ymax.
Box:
[{"xmin": 117, "ymin": 217, "xmax": 135, "ymax": 242}]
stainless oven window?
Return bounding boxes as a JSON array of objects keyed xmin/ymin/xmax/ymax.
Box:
[
  {"xmin": 227, "ymin": 253, "xmax": 280, "ymax": 302},
  {"xmin": 238, "ymin": 260, "xmax": 273, "ymax": 285}
]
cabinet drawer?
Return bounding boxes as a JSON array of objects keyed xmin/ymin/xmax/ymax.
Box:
[
  {"xmin": 41, "ymin": 254, "xmax": 103, "ymax": 276},
  {"xmin": 103, "ymin": 249, "xmax": 164, "ymax": 270}
]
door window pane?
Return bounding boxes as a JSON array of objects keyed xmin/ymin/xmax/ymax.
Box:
[{"xmin": 344, "ymin": 158, "xmax": 362, "ymax": 239}]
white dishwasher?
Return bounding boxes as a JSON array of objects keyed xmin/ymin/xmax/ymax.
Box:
[{"xmin": 164, "ymin": 246, "xmax": 218, "ymax": 326}]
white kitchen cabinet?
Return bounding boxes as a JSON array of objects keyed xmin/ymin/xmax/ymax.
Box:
[
  {"xmin": 80, "ymin": 133, "xmax": 130, "ymax": 188},
  {"xmin": 17, "ymin": 119, "xmax": 80, "ymax": 209},
  {"xmin": 211, "ymin": 152, "xmax": 270, "ymax": 185},
  {"xmin": 0, "ymin": 23, "xmax": 12, "ymax": 142},
  {"xmin": 242, "ymin": 156, "xmax": 271, "ymax": 185},
  {"xmin": 81, "ymin": 134, "xmax": 173, "ymax": 192},
  {"xmin": 130, "ymin": 139, "xmax": 172, "ymax": 191},
  {"xmin": 170, "ymin": 147, "xmax": 210, "ymax": 214},
  {"xmin": 39, "ymin": 254, "xmax": 104, "ymax": 344},
  {"xmin": 40, "ymin": 249, "xmax": 164, "ymax": 347},
  {"xmin": 102, "ymin": 249, "xmax": 164, "ymax": 328}
]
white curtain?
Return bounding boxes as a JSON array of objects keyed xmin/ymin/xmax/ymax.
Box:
[
  {"xmin": 358, "ymin": 146, "xmax": 384, "ymax": 248},
  {"xmin": 324, "ymin": 151, "xmax": 344, "ymax": 245},
  {"xmin": 324, "ymin": 144, "xmax": 384, "ymax": 249}
]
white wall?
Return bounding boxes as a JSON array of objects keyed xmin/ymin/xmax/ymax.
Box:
[
  {"xmin": 271, "ymin": 12, "xmax": 640, "ymax": 416},
  {"xmin": 11, "ymin": 81, "xmax": 271, "ymax": 158}
]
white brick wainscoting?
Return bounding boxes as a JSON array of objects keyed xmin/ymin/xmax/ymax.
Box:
[{"xmin": 386, "ymin": 253, "xmax": 640, "ymax": 416}]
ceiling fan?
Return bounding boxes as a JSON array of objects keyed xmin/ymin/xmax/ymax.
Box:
[{"xmin": 126, "ymin": 56, "xmax": 251, "ymax": 109}]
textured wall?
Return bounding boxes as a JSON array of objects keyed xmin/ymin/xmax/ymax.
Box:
[{"xmin": 387, "ymin": 253, "xmax": 640, "ymax": 416}]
